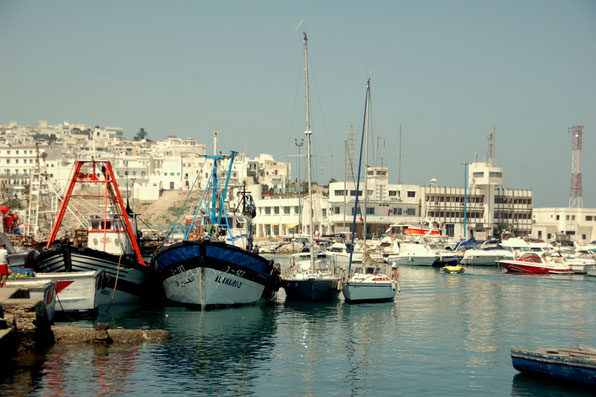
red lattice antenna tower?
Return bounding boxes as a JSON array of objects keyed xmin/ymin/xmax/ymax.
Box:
[{"xmin": 569, "ymin": 125, "xmax": 584, "ymax": 208}]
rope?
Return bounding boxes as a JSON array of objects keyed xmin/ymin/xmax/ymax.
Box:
[
  {"xmin": 105, "ymin": 254, "xmax": 123, "ymax": 312},
  {"xmin": 161, "ymin": 159, "xmax": 209, "ymax": 249}
]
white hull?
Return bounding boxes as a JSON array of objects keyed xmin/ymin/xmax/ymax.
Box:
[
  {"xmin": 163, "ymin": 267, "xmax": 270, "ymax": 307},
  {"xmin": 341, "ymin": 281, "xmax": 397, "ymax": 303},
  {"xmin": 460, "ymin": 252, "xmax": 515, "ymax": 266},
  {"xmin": 34, "ymin": 270, "xmax": 106, "ymax": 313},
  {"xmin": 6, "ymin": 279, "xmax": 57, "ymax": 321},
  {"xmin": 388, "ymin": 255, "xmax": 436, "ymax": 266},
  {"xmin": 33, "ymin": 247, "xmax": 149, "ymax": 305}
]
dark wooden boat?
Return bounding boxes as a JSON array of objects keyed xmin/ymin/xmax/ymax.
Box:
[{"xmin": 511, "ymin": 347, "xmax": 596, "ymax": 387}]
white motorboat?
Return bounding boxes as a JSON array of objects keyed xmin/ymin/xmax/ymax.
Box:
[
  {"xmin": 387, "ymin": 242, "xmax": 437, "ymax": 266},
  {"xmin": 459, "ymin": 239, "xmax": 515, "ymax": 266},
  {"xmin": 324, "ymin": 242, "xmax": 363, "ymax": 269}
]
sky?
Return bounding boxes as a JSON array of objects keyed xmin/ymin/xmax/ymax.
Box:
[{"xmin": 1, "ymin": 0, "xmax": 595, "ymax": 208}]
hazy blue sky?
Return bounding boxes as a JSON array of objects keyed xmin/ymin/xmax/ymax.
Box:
[{"xmin": 1, "ymin": 1, "xmax": 595, "ymax": 207}]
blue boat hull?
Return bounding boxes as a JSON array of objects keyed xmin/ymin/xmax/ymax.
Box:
[
  {"xmin": 283, "ymin": 278, "xmax": 341, "ymax": 301},
  {"xmin": 152, "ymin": 240, "xmax": 282, "ymax": 307},
  {"xmin": 511, "ymin": 348, "xmax": 596, "ymax": 387}
]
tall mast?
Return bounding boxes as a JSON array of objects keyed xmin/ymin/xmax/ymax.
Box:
[
  {"xmin": 304, "ymin": 32, "xmax": 315, "ymax": 269},
  {"xmin": 398, "ymin": 123, "xmax": 402, "ymax": 185},
  {"xmin": 363, "ymin": 75, "xmax": 370, "ymax": 241}
]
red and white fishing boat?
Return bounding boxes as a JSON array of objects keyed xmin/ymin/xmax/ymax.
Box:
[
  {"xmin": 28, "ymin": 160, "xmax": 151, "ymax": 305},
  {"xmin": 498, "ymin": 252, "xmax": 573, "ymax": 274}
]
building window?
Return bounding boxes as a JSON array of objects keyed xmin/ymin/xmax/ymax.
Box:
[
  {"xmin": 274, "ymin": 207, "xmax": 280, "ymax": 215},
  {"xmin": 585, "ymin": 216, "xmax": 592, "ymax": 221},
  {"xmin": 393, "ymin": 208, "xmax": 402, "ymax": 215},
  {"xmin": 366, "ymin": 207, "xmax": 374, "ymax": 215},
  {"xmin": 334, "ymin": 190, "xmax": 345, "ymax": 196},
  {"xmin": 265, "ymin": 207, "xmax": 271, "ymax": 215},
  {"xmin": 322, "ymin": 209, "xmax": 327, "ymax": 217},
  {"xmin": 473, "ymin": 172, "xmax": 484, "ymax": 178},
  {"xmin": 294, "ymin": 206, "xmax": 300, "ymax": 214},
  {"xmin": 407, "ymin": 191, "xmax": 416, "ymax": 198},
  {"xmin": 284, "ymin": 207, "xmax": 291, "ymax": 215},
  {"xmin": 406, "ymin": 208, "xmax": 415, "ymax": 215},
  {"xmin": 556, "ymin": 215, "xmax": 560, "ymax": 220},
  {"xmin": 389, "ymin": 190, "xmax": 397, "ymax": 197}
]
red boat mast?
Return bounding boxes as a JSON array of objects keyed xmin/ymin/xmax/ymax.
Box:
[{"xmin": 45, "ymin": 160, "xmax": 146, "ymax": 267}]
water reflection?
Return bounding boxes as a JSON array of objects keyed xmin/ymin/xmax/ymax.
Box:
[
  {"xmin": 158, "ymin": 305, "xmax": 278, "ymax": 395},
  {"xmin": 511, "ymin": 373, "xmax": 594, "ymax": 396}
]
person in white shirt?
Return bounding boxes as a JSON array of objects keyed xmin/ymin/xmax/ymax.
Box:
[{"xmin": 0, "ymin": 245, "xmax": 9, "ymax": 287}]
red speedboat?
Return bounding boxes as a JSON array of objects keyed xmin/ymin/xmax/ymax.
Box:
[{"xmin": 499, "ymin": 252, "xmax": 573, "ymax": 274}]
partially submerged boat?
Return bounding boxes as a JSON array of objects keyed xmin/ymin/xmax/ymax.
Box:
[{"xmin": 511, "ymin": 346, "xmax": 596, "ymax": 387}]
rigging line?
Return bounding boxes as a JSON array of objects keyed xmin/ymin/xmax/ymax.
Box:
[
  {"xmin": 46, "ymin": 160, "xmax": 78, "ymax": 243},
  {"xmin": 284, "ymin": 48, "xmax": 304, "ymax": 171},
  {"xmin": 308, "ymin": 54, "xmax": 334, "ymax": 181},
  {"xmin": 161, "ymin": 157, "xmax": 209, "ymax": 248}
]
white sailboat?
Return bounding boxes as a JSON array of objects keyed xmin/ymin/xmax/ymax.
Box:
[
  {"xmin": 282, "ymin": 33, "xmax": 341, "ymax": 301},
  {"xmin": 341, "ymin": 76, "xmax": 398, "ymax": 303}
]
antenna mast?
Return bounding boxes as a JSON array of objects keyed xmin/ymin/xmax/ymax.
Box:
[
  {"xmin": 569, "ymin": 125, "xmax": 584, "ymax": 208},
  {"xmin": 487, "ymin": 122, "xmax": 496, "ymax": 165}
]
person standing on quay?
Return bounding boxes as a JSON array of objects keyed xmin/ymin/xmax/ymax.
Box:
[{"xmin": 0, "ymin": 245, "xmax": 9, "ymax": 287}]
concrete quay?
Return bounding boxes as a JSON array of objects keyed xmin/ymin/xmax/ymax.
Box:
[
  {"xmin": 0, "ymin": 287, "xmax": 53, "ymax": 357},
  {"xmin": 0, "ymin": 288, "xmax": 169, "ymax": 360}
]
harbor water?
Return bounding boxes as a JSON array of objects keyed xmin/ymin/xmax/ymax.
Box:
[{"xmin": 2, "ymin": 259, "xmax": 595, "ymax": 396}]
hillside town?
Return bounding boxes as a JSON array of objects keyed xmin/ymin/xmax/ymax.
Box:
[{"xmin": 0, "ymin": 120, "xmax": 595, "ymax": 244}]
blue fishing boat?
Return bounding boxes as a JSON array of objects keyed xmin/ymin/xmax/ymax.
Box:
[
  {"xmin": 511, "ymin": 347, "xmax": 596, "ymax": 387},
  {"xmin": 151, "ymin": 151, "xmax": 282, "ymax": 309}
]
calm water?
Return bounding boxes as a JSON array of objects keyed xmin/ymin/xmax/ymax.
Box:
[{"xmin": 2, "ymin": 260, "xmax": 595, "ymax": 396}]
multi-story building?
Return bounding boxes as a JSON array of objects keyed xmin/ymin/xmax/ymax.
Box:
[
  {"xmin": 0, "ymin": 144, "xmax": 43, "ymax": 199},
  {"xmin": 424, "ymin": 161, "xmax": 533, "ymax": 239},
  {"xmin": 531, "ymin": 207, "xmax": 596, "ymax": 243}
]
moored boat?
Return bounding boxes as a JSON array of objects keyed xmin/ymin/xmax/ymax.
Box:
[
  {"xmin": 151, "ymin": 151, "xmax": 282, "ymax": 308},
  {"xmin": 6, "ymin": 279, "xmax": 57, "ymax": 322},
  {"xmin": 281, "ymin": 32, "xmax": 340, "ymax": 302},
  {"xmin": 511, "ymin": 347, "xmax": 596, "ymax": 387},
  {"xmin": 340, "ymin": 76, "xmax": 397, "ymax": 304},
  {"xmin": 459, "ymin": 239, "xmax": 515, "ymax": 266},
  {"xmin": 441, "ymin": 263, "xmax": 465, "ymax": 274},
  {"xmin": 27, "ymin": 160, "xmax": 151, "ymax": 305},
  {"xmin": 499, "ymin": 252, "xmax": 573, "ymax": 274}
]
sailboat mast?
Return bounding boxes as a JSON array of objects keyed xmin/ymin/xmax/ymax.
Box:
[
  {"xmin": 303, "ymin": 32, "xmax": 315, "ymax": 268},
  {"xmin": 363, "ymin": 75, "xmax": 370, "ymax": 240}
]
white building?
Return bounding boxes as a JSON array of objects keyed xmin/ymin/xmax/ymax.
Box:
[{"xmin": 531, "ymin": 207, "xmax": 596, "ymax": 243}]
